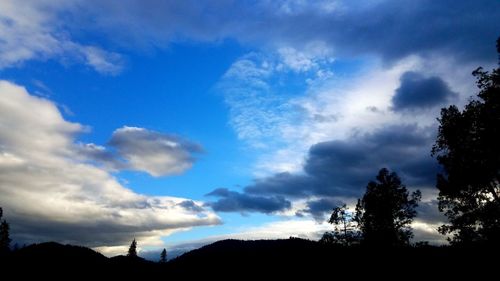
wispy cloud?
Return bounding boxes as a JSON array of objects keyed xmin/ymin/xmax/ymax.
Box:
[
  {"xmin": 79, "ymin": 46, "xmax": 124, "ymax": 75},
  {"xmin": 216, "ymin": 49, "xmax": 338, "ymax": 173}
]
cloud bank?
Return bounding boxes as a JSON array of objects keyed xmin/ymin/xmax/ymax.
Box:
[
  {"xmin": 0, "ymin": 80, "xmax": 220, "ymax": 251},
  {"xmin": 207, "ymin": 124, "xmax": 438, "ymax": 214},
  {"xmin": 207, "ymin": 188, "xmax": 291, "ymax": 214},
  {"xmin": 2, "ymin": 0, "xmax": 499, "ymax": 72}
]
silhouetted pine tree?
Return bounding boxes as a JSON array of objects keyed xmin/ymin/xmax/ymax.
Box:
[
  {"xmin": 160, "ymin": 248, "xmax": 167, "ymax": 263},
  {"xmin": 354, "ymin": 168, "xmax": 421, "ymax": 247},
  {"xmin": 0, "ymin": 207, "xmax": 11, "ymax": 253},
  {"xmin": 128, "ymin": 239, "xmax": 137, "ymax": 257}
]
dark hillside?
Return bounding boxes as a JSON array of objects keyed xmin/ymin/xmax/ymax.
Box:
[{"xmin": 1, "ymin": 239, "xmax": 497, "ymax": 279}]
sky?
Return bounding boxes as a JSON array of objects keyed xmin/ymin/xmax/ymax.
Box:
[{"xmin": 0, "ymin": 0, "xmax": 499, "ymax": 257}]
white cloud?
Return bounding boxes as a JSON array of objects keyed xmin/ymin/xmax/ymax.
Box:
[
  {"xmin": 78, "ymin": 126, "xmax": 203, "ymax": 177},
  {"xmin": 412, "ymin": 221, "xmax": 447, "ymax": 245},
  {"xmin": 107, "ymin": 126, "xmax": 203, "ymax": 177},
  {"xmin": 278, "ymin": 47, "xmax": 318, "ymax": 72},
  {"xmin": 0, "ymin": 80, "xmax": 220, "ymax": 249},
  {"xmin": 226, "ymin": 219, "xmax": 331, "ymax": 240},
  {"xmin": 0, "ymin": 0, "xmax": 123, "ymax": 74}
]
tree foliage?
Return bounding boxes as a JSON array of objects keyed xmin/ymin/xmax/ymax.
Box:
[
  {"xmin": 354, "ymin": 168, "xmax": 421, "ymax": 246},
  {"xmin": 160, "ymin": 248, "xmax": 167, "ymax": 263},
  {"xmin": 432, "ymin": 38, "xmax": 500, "ymax": 244},
  {"xmin": 321, "ymin": 204, "xmax": 360, "ymax": 246},
  {"xmin": 128, "ymin": 239, "xmax": 137, "ymax": 257},
  {"xmin": 0, "ymin": 207, "xmax": 11, "ymax": 253}
]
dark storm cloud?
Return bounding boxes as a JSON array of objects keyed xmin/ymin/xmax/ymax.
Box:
[
  {"xmin": 207, "ymin": 124, "xmax": 440, "ymax": 214},
  {"xmin": 299, "ymin": 198, "xmax": 343, "ymax": 222},
  {"xmin": 3, "ymin": 1, "xmax": 499, "ymax": 73},
  {"xmin": 308, "ymin": 0, "xmax": 500, "ymax": 63},
  {"xmin": 83, "ymin": 0, "xmax": 500, "ymax": 63},
  {"xmin": 206, "ymin": 188, "xmax": 291, "ymax": 214},
  {"xmin": 392, "ymin": 72, "xmax": 458, "ymax": 111},
  {"xmin": 246, "ymin": 124, "xmax": 439, "ymax": 198}
]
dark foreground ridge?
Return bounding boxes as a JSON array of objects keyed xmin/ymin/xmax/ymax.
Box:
[{"xmin": 1, "ymin": 238, "xmax": 497, "ymax": 278}]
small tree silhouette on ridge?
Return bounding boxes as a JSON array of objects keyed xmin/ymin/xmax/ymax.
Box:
[
  {"xmin": 160, "ymin": 248, "xmax": 167, "ymax": 263},
  {"xmin": 0, "ymin": 207, "xmax": 11, "ymax": 253},
  {"xmin": 128, "ymin": 238, "xmax": 137, "ymax": 257}
]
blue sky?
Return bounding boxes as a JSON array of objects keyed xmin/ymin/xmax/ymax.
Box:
[{"xmin": 1, "ymin": 0, "xmax": 499, "ymax": 256}]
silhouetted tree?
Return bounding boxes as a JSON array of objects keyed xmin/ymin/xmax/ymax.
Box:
[
  {"xmin": 321, "ymin": 204, "xmax": 360, "ymax": 246},
  {"xmin": 354, "ymin": 168, "xmax": 421, "ymax": 246},
  {"xmin": 432, "ymin": 37, "xmax": 500, "ymax": 245},
  {"xmin": 128, "ymin": 239, "xmax": 137, "ymax": 257},
  {"xmin": 319, "ymin": 232, "xmax": 336, "ymax": 245},
  {"xmin": 0, "ymin": 207, "xmax": 11, "ymax": 253},
  {"xmin": 160, "ymin": 248, "xmax": 167, "ymax": 263}
]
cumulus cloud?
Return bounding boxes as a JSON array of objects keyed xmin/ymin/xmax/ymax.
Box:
[
  {"xmin": 206, "ymin": 188, "xmax": 291, "ymax": 214},
  {"xmin": 76, "ymin": 126, "xmax": 202, "ymax": 177},
  {"xmin": 0, "ymin": 80, "xmax": 220, "ymax": 250},
  {"xmin": 108, "ymin": 126, "xmax": 202, "ymax": 177},
  {"xmin": 392, "ymin": 71, "xmax": 458, "ymax": 111}
]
